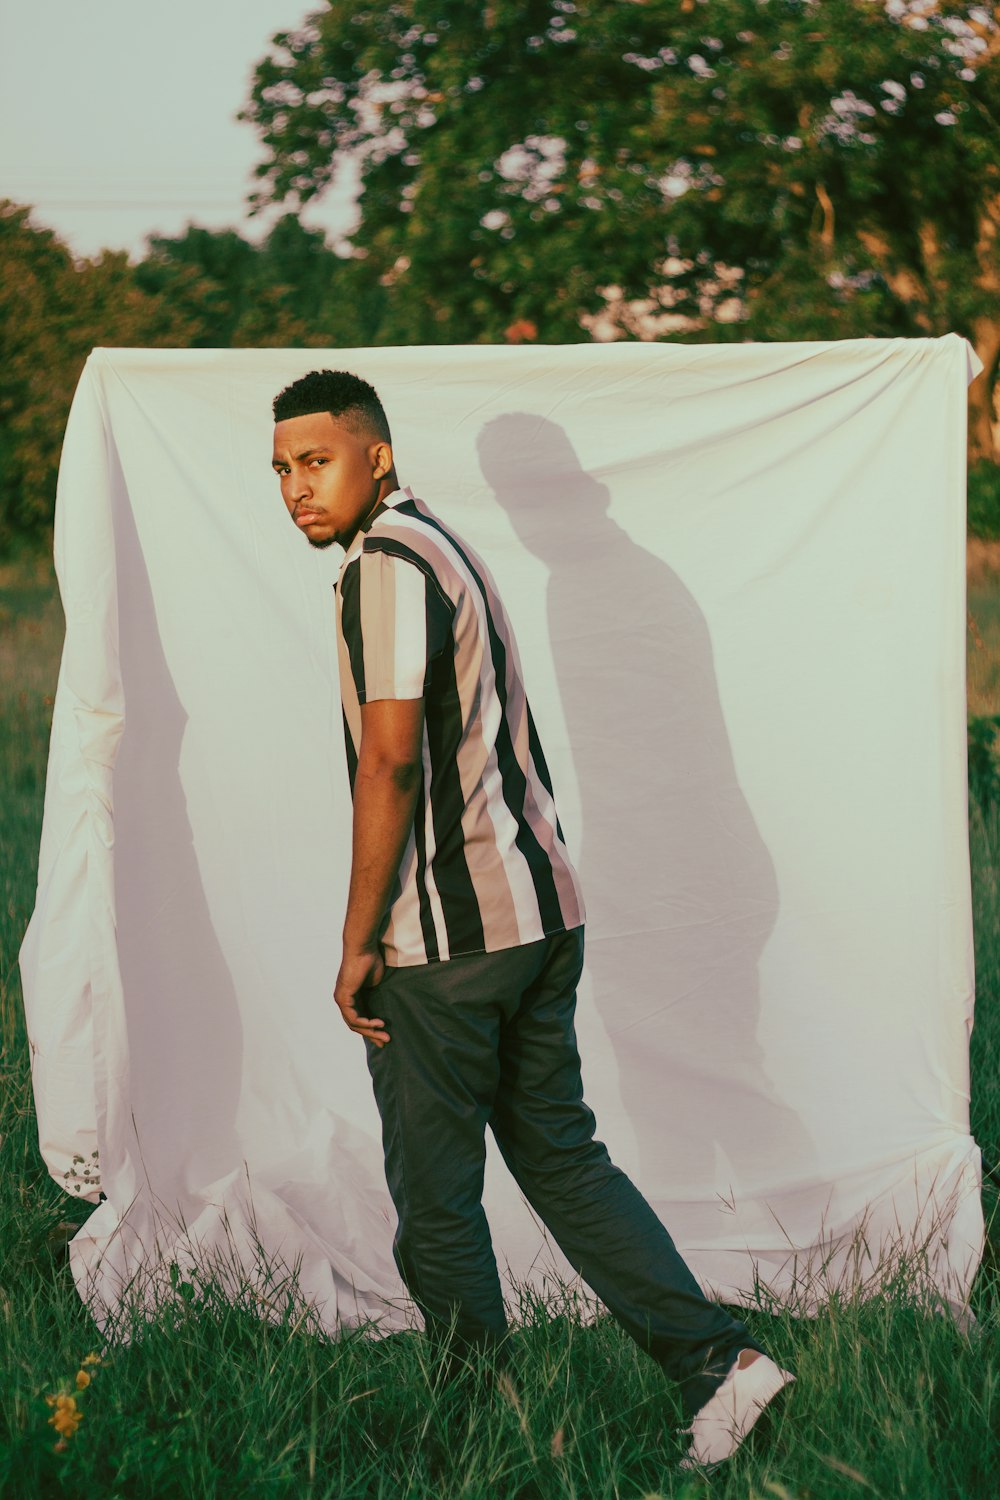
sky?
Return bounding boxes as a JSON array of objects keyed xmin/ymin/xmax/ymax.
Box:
[{"xmin": 0, "ymin": 0, "xmax": 358, "ymax": 259}]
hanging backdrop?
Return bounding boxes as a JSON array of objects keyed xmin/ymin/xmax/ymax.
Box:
[{"xmin": 20, "ymin": 337, "xmax": 985, "ymax": 1338}]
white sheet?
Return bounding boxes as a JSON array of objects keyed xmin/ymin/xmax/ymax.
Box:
[{"xmin": 20, "ymin": 336, "xmax": 985, "ymax": 1338}]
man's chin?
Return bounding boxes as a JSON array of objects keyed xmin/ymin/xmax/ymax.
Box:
[{"xmin": 306, "ymin": 532, "xmax": 338, "ymax": 550}]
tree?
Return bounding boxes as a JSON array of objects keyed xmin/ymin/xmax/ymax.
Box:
[
  {"xmin": 0, "ymin": 199, "xmax": 400, "ymax": 552},
  {"xmin": 0, "ymin": 203, "xmax": 79, "ymax": 548},
  {"xmin": 0, "ymin": 204, "xmax": 201, "ymax": 553},
  {"xmin": 242, "ymin": 0, "xmax": 1000, "ymax": 457},
  {"xmin": 135, "ymin": 215, "xmax": 383, "ymax": 347}
]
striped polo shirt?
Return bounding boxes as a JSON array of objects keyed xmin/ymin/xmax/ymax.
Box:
[{"xmin": 334, "ymin": 484, "xmax": 585, "ymax": 967}]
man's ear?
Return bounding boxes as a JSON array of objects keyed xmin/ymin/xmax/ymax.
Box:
[{"xmin": 372, "ymin": 440, "xmax": 393, "ymax": 480}]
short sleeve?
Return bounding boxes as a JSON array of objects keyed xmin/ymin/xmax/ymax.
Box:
[{"xmin": 340, "ymin": 548, "xmax": 453, "ymax": 703}]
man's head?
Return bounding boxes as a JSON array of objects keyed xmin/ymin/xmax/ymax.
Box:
[{"xmin": 271, "ymin": 369, "xmax": 397, "ymax": 550}]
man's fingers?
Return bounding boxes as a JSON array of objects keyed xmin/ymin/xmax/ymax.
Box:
[
  {"xmin": 338, "ymin": 997, "xmax": 374, "ymax": 1022},
  {"xmin": 337, "ymin": 997, "xmax": 384, "ymax": 1028},
  {"xmin": 354, "ymin": 1022, "xmax": 391, "ymax": 1046},
  {"xmin": 353, "ymin": 1017, "xmax": 389, "ymax": 1037},
  {"xmin": 336, "ymin": 997, "xmax": 390, "ymax": 1045}
]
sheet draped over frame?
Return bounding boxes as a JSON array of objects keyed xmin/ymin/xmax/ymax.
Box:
[{"xmin": 20, "ymin": 337, "xmax": 985, "ymax": 1339}]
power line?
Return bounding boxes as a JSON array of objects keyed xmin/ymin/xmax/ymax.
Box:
[
  {"xmin": 1, "ymin": 193, "xmax": 356, "ymax": 213},
  {"xmin": 1, "ymin": 197, "xmax": 356, "ymax": 218},
  {"xmin": 0, "ymin": 173, "xmax": 359, "ymax": 192},
  {"xmin": 5, "ymin": 201, "xmax": 255, "ymax": 211},
  {"xmin": 0, "ymin": 178, "xmax": 248, "ymax": 192}
]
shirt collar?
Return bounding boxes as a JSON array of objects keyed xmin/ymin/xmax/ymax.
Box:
[
  {"xmin": 359, "ymin": 482, "xmax": 414, "ymax": 534},
  {"xmin": 336, "ymin": 484, "xmax": 413, "ymax": 580},
  {"xmin": 379, "ymin": 483, "xmax": 414, "ymax": 512}
]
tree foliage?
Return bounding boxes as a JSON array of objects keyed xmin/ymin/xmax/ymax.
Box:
[
  {"xmin": 0, "ymin": 205, "xmax": 369, "ymax": 554},
  {"xmin": 133, "ymin": 215, "xmax": 380, "ymax": 347},
  {"xmin": 5, "ymin": 1, "xmax": 1000, "ymax": 552},
  {"xmin": 242, "ymin": 0, "xmax": 1000, "ymax": 454},
  {"xmin": 0, "ymin": 203, "xmax": 204, "ymax": 553}
]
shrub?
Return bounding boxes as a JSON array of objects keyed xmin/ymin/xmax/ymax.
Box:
[
  {"xmin": 968, "ymin": 714, "xmax": 1000, "ymax": 813},
  {"xmin": 967, "ymin": 464, "xmax": 1000, "ymax": 541}
]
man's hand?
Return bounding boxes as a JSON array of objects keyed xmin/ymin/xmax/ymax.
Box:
[{"xmin": 334, "ymin": 945, "xmax": 390, "ymax": 1047}]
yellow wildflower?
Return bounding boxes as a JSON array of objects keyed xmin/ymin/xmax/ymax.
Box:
[
  {"xmin": 81, "ymin": 1353, "xmax": 101, "ymax": 1366},
  {"xmin": 75, "ymin": 1369, "xmax": 91, "ymax": 1390},
  {"xmin": 48, "ymin": 1394, "xmax": 83, "ymax": 1438}
]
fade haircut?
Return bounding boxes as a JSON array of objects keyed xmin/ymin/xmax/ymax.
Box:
[{"xmin": 272, "ymin": 369, "xmax": 391, "ymax": 445}]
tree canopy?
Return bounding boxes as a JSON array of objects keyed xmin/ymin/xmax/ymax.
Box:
[
  {"xmin": 0, "ymin": 204, "xmax": 366, "ymax": 553},
  {"xmin": 5, "ymin": 1, "xmax": 1000, "ymax": 552},
  {"xmin": 242, "ymin": 0, "xmax": 1000, "ymax": 455}
]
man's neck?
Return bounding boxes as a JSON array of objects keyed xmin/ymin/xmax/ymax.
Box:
[
  {"xmin": 365, "ymin": 472, "xmax": 402, "ymax": 523},
  {"xmin": 342, "ymin": 475, "xmax": 403, "ymax": 556},
  {"xmin": 377, "ymin": 470, "xmax": 401, "ymax": 505}
]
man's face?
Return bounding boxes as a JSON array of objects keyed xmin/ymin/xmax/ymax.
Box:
[{"xmin": 271, "ymin": 410, "xmax": 387, "ymax": 550}]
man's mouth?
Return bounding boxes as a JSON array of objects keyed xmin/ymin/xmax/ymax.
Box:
[{"xmin": 295, "ymin": 510, "xmax": 322, "ymax": 526}]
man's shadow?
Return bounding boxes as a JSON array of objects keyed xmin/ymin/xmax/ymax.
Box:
[
  {"xmin": 479, "ymin": 414, "xmax": 813, "ymax": 1206},
  {"xmin": 111, "ymin": 454, "xmax": 245, "ymax": 1209}
]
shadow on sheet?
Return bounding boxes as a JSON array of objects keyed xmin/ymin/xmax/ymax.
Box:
[{"xmin": 479, "ymin": 413, "xmax": 815, "ymax": 1210}]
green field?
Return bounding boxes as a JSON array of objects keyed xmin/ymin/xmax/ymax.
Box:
[{"xmin": 2, "ymin": 552, "xmax": 999, "ymax": 1499}]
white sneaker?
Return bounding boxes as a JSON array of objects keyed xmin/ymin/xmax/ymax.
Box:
[{"xmin": 677, "ymin": 1351, "xmax": 796, "ymax": 1472}]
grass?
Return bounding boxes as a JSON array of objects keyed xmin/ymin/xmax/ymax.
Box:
[{"xmin": 1, "ymin": 550, "xmax": 999, "ymax": 1499}]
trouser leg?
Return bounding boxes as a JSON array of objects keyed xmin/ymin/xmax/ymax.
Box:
[
  {"xmin": 362, "ymin": 950, "xmax": 531, "ymax": 1373},
  {"xmin": 364, "ymin": 929, "xmax": 771, "ymax": 1419},
  {"xmin": 487, "ymin": 926, "xmax": 770, "ymax": 1423}
]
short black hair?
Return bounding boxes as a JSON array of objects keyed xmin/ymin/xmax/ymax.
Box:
[{"xmin": 272, "ymin": 369, "xmax": 391, "ymax": 445}]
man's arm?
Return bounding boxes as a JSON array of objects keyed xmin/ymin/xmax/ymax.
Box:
[{"xmin": 334, "ymin": 696, "xmax": 425, "ymax": 1047}]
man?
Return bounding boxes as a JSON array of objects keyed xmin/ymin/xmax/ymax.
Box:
[{"xmin": 270, "ymin": 367, "xmax": 796, "ymax": 1473}]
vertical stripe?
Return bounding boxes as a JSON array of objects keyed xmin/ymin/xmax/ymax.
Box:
[
  {"xmin": 446, "ymin": 586, "xmax": 522, "ymax": 950},
  {"xmin": 422, "ymin": 629, "xmax": 486, "ymax": 958},
  {"xmin": 418, "ymin": 729, "xmax": 448, "ymax": 959},
  {"xmin": 342, "ymin": 708, "xmax": 358, "ymax": 792},
  {"xmin": 413, "ymin": 509, "xmax": 566, "ymax": 931},
  {"xmin": 372, "ymin": 515, "xmax": 562, "ymax": 942},
  {"xmin": 454, "ymin": 774, "xmax": 522, "ymax": 950},
  {"xmin": 526, "ymin": 704, "xmax": 566, "ymax": 841},
  {"xmin": 522, "ymin": 753, "xmax": 585, "ymax": 929},
  {"xmin": 339, "ymin": 559, "xmax": 367, "ymax": 702},
  {"xmin": 333, "ymin": 488, "xmax": 584, "ymax": 966},
  {"xmin": 391, "ymin": 555, "xmax": 428, "ymax": 697},
  {"xmin": 410, "ymin": 752, "xmax": 439, "ymax": 962},
  {"xmin": 431, "ymin": 545, "xmax": 550, "ymax": 939},
  {"xmin": 360, "ymin": 551, "xmax": 395, "ymax": 700}
]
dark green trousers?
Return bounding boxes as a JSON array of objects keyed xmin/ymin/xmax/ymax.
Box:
[{"xmin": 363, "ymin": 925, "xmax": 771, "ymax": 1421}]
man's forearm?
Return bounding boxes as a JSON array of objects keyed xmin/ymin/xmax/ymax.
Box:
[{"xmin": 342, "ymin": 757, "xmax": 422, "ymax": 952}]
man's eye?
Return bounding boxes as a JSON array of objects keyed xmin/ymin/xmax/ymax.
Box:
[{"xmin": 310, "ymin": 458, "xmax": 327, "ymax": 468}]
